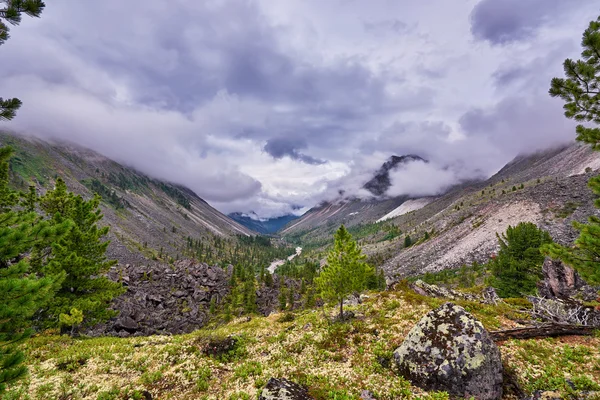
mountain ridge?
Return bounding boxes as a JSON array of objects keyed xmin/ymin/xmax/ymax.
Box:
[{"xmin": 0, "ymin": 131, "xmax": 254, "ymax": 265}]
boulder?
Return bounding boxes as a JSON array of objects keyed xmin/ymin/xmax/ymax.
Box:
[
  {"xmin": 359, "ymin": 390, "xmax": 377, "ymax": 400},
  {"xmin": 410, "ymin": 280, "xmax": 481, "ymax": 302},
  {"xmin": 259, "ymin": 378, "xmax": 314, "ymax": 400},
  {"xmin": 537, "ymin": 258, "xmax": 597, "ymax": 301},
  {"xmin": 114, "ymin": 316, "xmax": 138, "ymax": 333},
  {"xmin": 393, "ymin": 302, "xmax": 503, "ymax": 400}
]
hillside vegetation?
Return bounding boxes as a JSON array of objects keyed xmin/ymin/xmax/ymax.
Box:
[{"xmin": 4, "ymin": 286, "xmax": 600, "ymax": 400}]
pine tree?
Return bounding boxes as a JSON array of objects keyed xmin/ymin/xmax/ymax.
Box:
[
  {"xmin": 278, "ymin": 280, "xmax": 287, "ymax": 311},
  {"xmin": 37, "ymin": 178, "xmax": 124, "ymax": 328},
  {"xmin": 488, "ymin": 222, "xmax": 553, "ymax": 298},
  {"xmin": 0, "ymin": 147, "xmax": 70, "ymax": 394},
  {"xmin": 404, "ymin": 235, "xmax": 412, "ymax": 248},
  {"xmin": 0, "ymin": 0, "xmax": 45, "ymax": 121},
  {"xmin": 315, "ymin": 225, "xmax": 373, "ymax": 319},
  {"xmin": 545, "ymin": 16, "xmax": 600, "ymax": 284}
]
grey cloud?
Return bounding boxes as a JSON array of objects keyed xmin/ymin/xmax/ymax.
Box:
[
  {"xmin": 0, "ymin": 0, "xmax": 596, "ymax": 218},
  {"xmin": 470, "ymin": 0, "xmax": 579, "ymax": 45},
  {"xmin": 263, "ymin": 138, "xmax": 326, "ymax": 165},
  {"xmin": 363, "ymin": 19, "xmax": 410, "ymax": 35}
]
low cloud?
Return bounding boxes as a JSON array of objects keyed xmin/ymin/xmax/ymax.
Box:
[
  {"xmin": 387, "ymin": 161, "xmax": 461, "ymax": 198},
  {"xmin": 0, "ymin": 0, "xmax": 597, "ymax": 218}
]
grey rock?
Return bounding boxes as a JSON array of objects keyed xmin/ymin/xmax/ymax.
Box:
[
  {"xmin": 537, "ymin": 258, "xmax": 598, "ymax": 301},
  {"xmin": 115, "ymin": 316, "xmax": 138, "ymax": 333},
  {"xmin": 482, "ymin": 287, "xmax": 501, "ymax": 305},
  {"xmin": 394, "ymin": 302, "xmax": 503, "ymax": 400},
  {"xmin": 259, "ymin": 378, "xmax": 314, "ymax": 400},
  {"xmin": 359, "ymin": 390, "xmax": 377, "ymax": 400}
]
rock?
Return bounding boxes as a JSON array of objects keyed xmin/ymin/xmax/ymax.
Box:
[
  {"xmin": 343, "ymin": 293, "xmax": 362, "ymax": 306},
  {"xmin": 482, "ymin": 287, "xmax": 501, "ymax": 304},
  {"xmin": 393, "ymin": 302, "xmax": 503, "ymax": 400},
  {"xmin": 92, "ymin": 260, "xmax": 232, "ymax": 336},
  {"xmin": 537, "ymin": 258, "xmax": 598, "ymax": 301},
  {"xmin": 525, "ymin": 391, "xmax": 562, "ymax": 400},
  {"xmin": 258, "ymin": 378, "xmax": 314, "ymax": 400},
  {"xmin": 360, "ymin": 390, "xmax": 377, "ymax": 400},
  {"xmin": 410, "ymin": 280, "xmax": 481, "ymax": 302},
  {"xmin": 115, "ymin": 316, "xmax": 138, "ymax": 333},
  {"xmin": 334, "ymin": 310, "xmax": 355, "ymax": 322}
]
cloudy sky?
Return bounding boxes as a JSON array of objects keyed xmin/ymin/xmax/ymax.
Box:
[{"xmin": 0, "ymin": 0, "xmax": 597, "ymax": 218}]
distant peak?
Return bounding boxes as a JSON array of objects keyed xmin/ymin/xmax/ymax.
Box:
[{"xmin": 364, "ymin": 154, "xmax": 427, "ymax": 196}]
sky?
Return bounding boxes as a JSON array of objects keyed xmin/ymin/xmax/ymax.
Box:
[{"xmin": 0, "ymin": 0, "xmax": 598, "ymax": 218}]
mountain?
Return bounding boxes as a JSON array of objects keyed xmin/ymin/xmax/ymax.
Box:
[
  {"xmin": 363, "ymin": 154, "xmax": 427, "ymax": 196},
  {"xmin": 280, "ymin": 154, "xmax": 430, "ymax": 243},
  {"xmin": 282, "ymin": 142, "xmax": 600, "ymax": 283},
  {"xmin": 0, "ymin": 131, "xmax": 254, "ymax": 265},
  {"xmin": 228, "ymin": 212, "xmax": 300, "ymax": 234}
]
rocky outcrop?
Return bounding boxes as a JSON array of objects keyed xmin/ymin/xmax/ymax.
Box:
[
  {"xmin": 410, "ymin": 280, "xmax": 500, "ymax": 305},
  {"xmin": 256, "ymin": 275, "xmax": 302, "ymax": 316},
  {"xmin": 90, "ymin": 260, "xmax": 306, "ymax": 336},
  {"xmin": 258, "ymin": 378, "xmax": 314, "ymax": 400},
  {"xmin": 394, "ymin": 303, "xmax": 503, "ymax": 400},
  {"xmin": 93, "ymin": 260, "xmax": 231, "ymax": 336},
  {"xmin": 410, "ymin": 280, "xmax": 480, "ymax": 302},
  {"xmin": 537, "ymin": 258, "xmax": 598, "ymax": 301}
]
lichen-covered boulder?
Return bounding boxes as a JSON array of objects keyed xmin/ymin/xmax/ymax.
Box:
[
  {"xmin": 259, "ymin": 378, "xmax": 314, "ymax": 400},
  {"xmin": 393, "ymin": 302, "xmax": 503, "ymax": 400}
]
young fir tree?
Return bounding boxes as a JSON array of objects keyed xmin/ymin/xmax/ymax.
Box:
[
  {"xmin": 0, "ymin": 0, "xmax": 45, "ymax": 121},
  {"xmin": 37, "ymin": 178, "xmax": 124, "ymax": 328},
  {"xmin": 488, "ymin": 222, "xmax": 553, "ymax": 298},
  {"xmin": 545, "ymin": 16, "xmax": 600, "ymax": 284},
  {"xmin": 315, "ymin": 225, "xmax": 373, "ymax": 319},
  {"xmin": 0, "ymin": 147, "xmax": 70, "ymax": 394}
]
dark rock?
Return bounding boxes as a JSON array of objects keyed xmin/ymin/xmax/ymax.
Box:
[
  {"xmin": 173, "ymin": 290, "xmax": 186, "ymax": 298},
  {"xmin": 537, "ymin": 258, "xmax": 597, "ymax": 301},
  {"xmin": 394, "ymin": 302, "xmax": 503, "ymax": 400},
  {"xmin": 258, "ymin": 378, "xmax": 314, "ymax": 400},
  {"xmin": 92, "ymin": 260, "xmax": 232, "ymax": 336},
  {"xmin": 115, "ymin": 316, "xmax": 138, "ymax": 333},
  {"xmin": 141, "ymin": 390, "xmax": 152, "ymax": 400}
]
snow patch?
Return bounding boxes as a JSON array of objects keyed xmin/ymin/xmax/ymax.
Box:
[{"xmin": 377, "ymin": 198, "xmax": 433, "ymax": 222}]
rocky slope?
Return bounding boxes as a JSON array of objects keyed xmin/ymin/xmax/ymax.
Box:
[{"xmin": 0, "ymin": 132, "xmax": 253, "ymax": 265}]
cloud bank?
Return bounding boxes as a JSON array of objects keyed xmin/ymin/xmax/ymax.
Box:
[{"xmin": 0, "ymin": 0, "xmax": 597, "ymax": 217}]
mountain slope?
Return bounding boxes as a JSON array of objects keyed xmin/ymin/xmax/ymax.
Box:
[
  {"xmin": 228, "ymin": 212, "xmax": 300, "ymax": 234},
  {"xmin": 0, "ymin": 132, "xmax": 254, "ymax": 265},
  {"xmin": 282, "ymin": 142, "xmax": 600, "ymax": 281}
]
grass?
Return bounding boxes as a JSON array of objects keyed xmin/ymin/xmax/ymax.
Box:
[{"xmin": 4, "ymin": 287, "xmax": 600, "ymax": 399}]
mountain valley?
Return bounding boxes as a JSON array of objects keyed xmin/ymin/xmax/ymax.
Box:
[{"xmin": 4, "ymin": 4, "xmax": 600, "ymax": 400}]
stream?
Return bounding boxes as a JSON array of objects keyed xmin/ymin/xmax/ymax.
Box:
[{"xmin": 267, "ymin": 246, "xmax": 302, "ymax": 274}]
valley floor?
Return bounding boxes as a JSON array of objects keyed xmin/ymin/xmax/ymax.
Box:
[{"xmin": 6, "ymin": 286, "xmax": 600, "ymax": 400}]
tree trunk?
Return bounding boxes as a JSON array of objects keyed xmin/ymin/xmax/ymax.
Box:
[
  {"xmin": 490, "ymin": 324, "xmax": 596, "ymax": 341},
  {"xmin": 339, "ymin": 299, "xmax": 344, "ymax": 320}
]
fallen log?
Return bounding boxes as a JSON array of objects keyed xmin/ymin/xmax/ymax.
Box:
[{"xmin": 490, "ymin": 323, "xmax": 597, "ymax": 341}]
